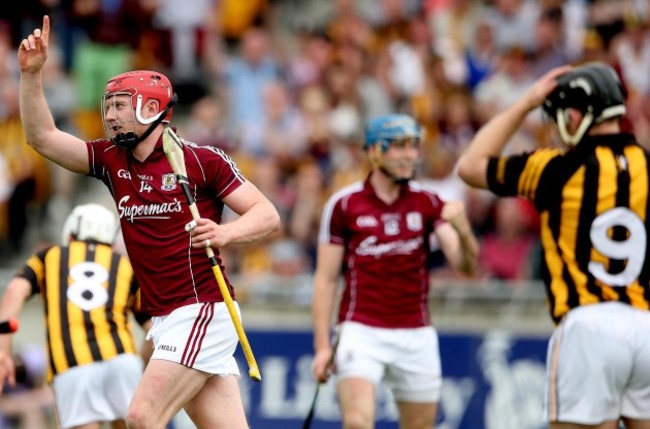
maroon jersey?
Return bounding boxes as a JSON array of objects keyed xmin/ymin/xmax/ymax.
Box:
[
  {"xmin": 320, "ymin": 176, "xmax": 446, "ymax": 328},
  {"xmin": 86, "ymin": 136, "xmax": 245, "ymax": 316}
]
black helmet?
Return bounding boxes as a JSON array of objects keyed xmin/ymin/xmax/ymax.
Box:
[{"xmin": 543, "ymin": 62, "xmax": 626, "ymax": 146}]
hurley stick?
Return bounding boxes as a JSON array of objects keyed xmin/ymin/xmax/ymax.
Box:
[
  {"xmin": 302, "ymin": 332, "xmax": 340, "ymax": 429},
  {"xmin": 162, "ymin": 127, "xmax": 261, "ymax": 382}
]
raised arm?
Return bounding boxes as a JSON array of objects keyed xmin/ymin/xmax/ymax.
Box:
[
  {"xmin": 18, "ymin": 15, "xmax": 89, "ymax": 174},
  {"xmin": 457, "ymin": 65, "xmax": 572, "ymax": 189}
]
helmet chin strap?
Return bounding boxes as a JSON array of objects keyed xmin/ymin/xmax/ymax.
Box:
[
  {"xmin": 113, "ymin": 93, "xmax": 178, "ymax": 150},
  {"xmin": 556, "ymin": 108, "xmax": 594, "ymax": 147}
]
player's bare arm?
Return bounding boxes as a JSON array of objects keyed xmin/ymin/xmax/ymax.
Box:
[
  {"xmin": 0, "ymin": 278, "xmax": 31, "ymax": 392},
  {"xmin": 312, "ymin": 243, "xmax": 344, "ymax": 382},
  {"xmin": 436, "ymin": 201, "xmax": 479, "ymax": 274},
  {"xmin": 189, "ymin": 181, "xmax": 280, "ymax": 249},
  {"xmin": 457, "ymin": 65, "xmax": 572, "ymax": 189},
  {"xmin": 18, "ymin": 15, "xmax": 89, "ymax": 174}
]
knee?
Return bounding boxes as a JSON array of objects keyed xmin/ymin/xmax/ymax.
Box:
[
  {"xmin": 126, "ymin": 405, "xmax": 159, "ymax": 429},
  {"xmin": 125, "ymin": 408, "xmax": 145, "ymax": 429},
  {"xmin": 343, "ymin": 410, "xmax": 373, "ymax": 429}
]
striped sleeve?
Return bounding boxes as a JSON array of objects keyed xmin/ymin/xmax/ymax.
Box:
[
  {"xmin": 319, "ymin": 193, "xmax": 346, "ymax": 245},
  {"xmin": 189, "ymin": 143, "xmax": 246, "ymax": 199},
  {"xmin": 318, "ymin": 182, "xmax": 363, "ymax": 245},
  {"xmin": 85, "ymin": 139, "xmax": 112, "ymax": 179},
  {"xmin": 487, "ymin": 149, "xmax": 562, "ymax": 201},
  {"xmin": 15, "ymin": 247, "xmax": 52, "ymax": 296},
  {"xmin": 517, "ymin": 149, "xmax": 563, "ymax": 201}
]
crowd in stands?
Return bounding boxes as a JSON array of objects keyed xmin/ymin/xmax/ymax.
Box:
[{"xmin": 1, "ymin": 0, "xmax": 650, "ymax": 302}]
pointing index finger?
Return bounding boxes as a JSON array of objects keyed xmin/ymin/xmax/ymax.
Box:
[{"xmin": 41, "ymin": 15, "xmax": 50, "ymax": 45}]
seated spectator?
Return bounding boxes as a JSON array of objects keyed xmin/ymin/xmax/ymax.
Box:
[{"xmin": 479, "ymin": 198, "xmax": 538, "ymax": 281}]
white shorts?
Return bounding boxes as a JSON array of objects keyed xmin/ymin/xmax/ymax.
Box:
[
  {"xmin": 545, "ymin": 302, "xmax": 650, "ymax": 424},
  {"xmin": 335, "ymin": 321, "xmax": 442, "ymax": 402},
  {"xmin": 146, "ymin": 302, "xmax": 240, "ymax": 376},
  {"xmin": 52, "ymin": 353, "xmax": 143, "ymax": 429}
]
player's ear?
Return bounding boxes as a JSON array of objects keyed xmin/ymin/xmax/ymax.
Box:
[
  {"xmin": 144, "ymin": 99, "xmax": 161, "ymax": 119},
  {"xmin": 366, "ymin": 142, "xmax": 382, "ymax": 167}
]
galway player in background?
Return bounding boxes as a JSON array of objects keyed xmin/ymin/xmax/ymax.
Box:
[
  {"xmin": 311, "ymin": 114, "xmax": 479, "ymax": 429},
  {"xmin": 18, "ymin": 16, "xmax": 280, "ymax": 429}
]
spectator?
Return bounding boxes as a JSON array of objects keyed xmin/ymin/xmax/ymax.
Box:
[
  {"xmin": 65, "ymin": 0, "xmax": 155, "ymax": 139},
  {"xmin": 478, "ymin": 198, "xmax": 538, "ymax": 281},
  {"xmin": 224, "ymin": 26, "xmax": 281, "ymax": 157}
]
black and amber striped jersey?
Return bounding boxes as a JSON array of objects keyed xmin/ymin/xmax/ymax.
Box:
[
  {"xmin": 487, "ymin": 133, "xmax": 650, "ymax": 324},
  {"xmin": 15, "ymin": 240, "xmax": 149, "ymax": 382}
]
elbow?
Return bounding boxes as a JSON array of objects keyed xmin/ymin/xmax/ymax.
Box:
[
  {"xmin": 456, "ymin": 156, "xmax": 474, "ymax": 186},
  {"xmin": 459, "ymin": 257, "xmax": 477, "ymax": 276},
  {"xmin": 452, "ymin": 237, "xmax": 480, "ymax": 275},
  {"xmin": 270, "ymin": 210, "xmax": 282, "ymax": 234},
  {"xmin": 456, "ymin": 156, "xmax": 487, "ymax": 189},
  {"xmin": 456, "ymin": 258, "xmax": 476, "ymax": 276},
  {"xmin": 456, "ymin": 157, "xmax": 470, "ymax": 183},
  {"xmin": 25, "ymin": 137, "xmax": 40, "ymax": 151},
  {"xmin": 3, "ymin": 278, "xmax": 30, "ymax": 308},
  {"xmin": 25, "ymin": 129, "xmax": 54, "ymax": 153},
  {"xmin": 265, "ymin": 203, "xmax": 281, "ymax": 234},
  {"xmin": 460, "ymin": 243, "xmax": 480, "ymax": 275}
]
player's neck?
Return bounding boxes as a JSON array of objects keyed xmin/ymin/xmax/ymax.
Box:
[
  {"xmin": 370, "ymin": 170, "xmax": 402, "ymax": 204},
  {"xmin": 132, "ymin": 129, "xmax": 163, "ymax": 162},
  {"xmin": 588, "ymin": 119, "xmax": 620, "ymax": 135}
]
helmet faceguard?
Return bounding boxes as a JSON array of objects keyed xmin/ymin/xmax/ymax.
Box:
[
  {"xmin": 542, "ymin": 62, "xmax": 626, "ymax": 147},
  {"xmin": 102, "ymin": 70, "xmax": 177, "ymax": 149},
  {"xmin": 61, "ymin": 204, "xmax": 119, "ymax": 246},
  {"xmin": 364, "ymin": 114, "xmax": 422, "ymax": 183}
]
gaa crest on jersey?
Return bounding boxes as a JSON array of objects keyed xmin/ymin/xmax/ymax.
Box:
[
  {"xmin": 406, "ymin": 212, "xmax": 422, "ymax": 231},
  {"xmin": 384, "ymin": 219, "xmax": 399, "ymax": 235},
  {"xmin": 161, "ymin": 173, "xmax": 177, "ymax": 191},
  {"xmin": 381, "ymin": 214, "xmax": 401, "ymax": 236}
]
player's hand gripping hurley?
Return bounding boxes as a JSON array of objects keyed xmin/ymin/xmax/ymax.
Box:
[
  {"xmin": 302, "ymin": 332, "xmax": 339, "ymax": 429},
  {"xmin": 162, "ymin": 127, "xmax": 261, "ymax": 382}
]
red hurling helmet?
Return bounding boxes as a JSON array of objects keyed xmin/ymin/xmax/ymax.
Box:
[{"xmin": 103, "ymin": 70, "xmax": 174, "ymax": 124}]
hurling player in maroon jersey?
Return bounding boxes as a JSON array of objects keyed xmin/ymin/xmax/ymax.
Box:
[
  {"xmin": 18, "ymin": 16, "xmax": 281, "ymax": 429},
  {"xmin": 311, "ymin": 114, "xmax": 479, "ymax": 429}
]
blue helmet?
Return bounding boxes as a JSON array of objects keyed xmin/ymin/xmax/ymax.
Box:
[{"xmin": 364, "ymin": 114, "xmax": 422, "ymax": 151}]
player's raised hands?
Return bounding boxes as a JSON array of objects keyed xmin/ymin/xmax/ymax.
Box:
[
  {"xmin": 520, "ymin": 64, "xmax": 573, "ymax": 112},
  {"xmin": 18, "ymin": 15, "xmax": 50, "ymax": 73}
]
